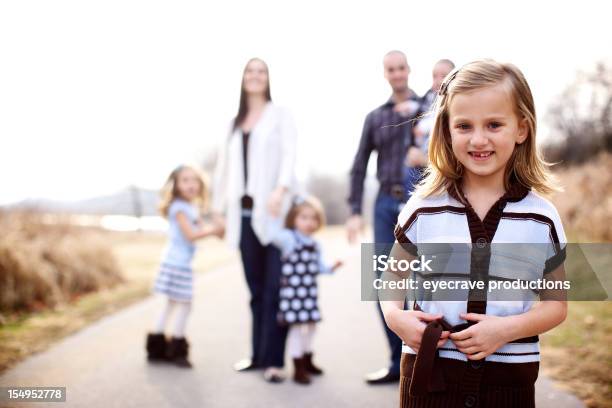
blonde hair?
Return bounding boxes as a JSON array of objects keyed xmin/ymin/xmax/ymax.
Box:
[
  {"xmin": 158, "ymin": 164, "xmax": 209, "ymax": 218},
  {"xmin": 418, "ymin": 59, "xmax": 559, "ymax": 198},
  {"xmin": 284, "ymin": 196, "xmax": 326, "ymax": 231}
]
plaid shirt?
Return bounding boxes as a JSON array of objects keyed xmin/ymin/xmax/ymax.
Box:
[{"xmin": 348, "ymin": 91, "xmax": 419, "ymax": 215}]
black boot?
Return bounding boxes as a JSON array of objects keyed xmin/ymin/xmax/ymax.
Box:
[
  {"xmin": 167, "ymin": 337, "xmax": 192, "ymax": 368},
  {"xmin": 293, "ymin": 357, "xmax": 311, "ymax": 385},
  {"xmin": 146, "ymin": 333, "xmax": 168, "ymax": 362},
  {"xmin": 303, "ymin": 352, "xmax": 323, "ymax": 375}
]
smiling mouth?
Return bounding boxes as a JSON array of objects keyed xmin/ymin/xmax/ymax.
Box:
[{"xmin": 468, "ymin": 151, "xmax": 494, "ymax": 160}]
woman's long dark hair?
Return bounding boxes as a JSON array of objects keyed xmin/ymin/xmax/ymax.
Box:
[{"xmin": 233, "ymin": 58, "xmax": 272, "ymax": 130}]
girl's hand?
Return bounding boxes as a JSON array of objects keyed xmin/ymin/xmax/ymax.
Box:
[
  {"xmin": 211, "ymin": 220, "xmax": 225, "ymax": 239},
  {"xmin": 197, "ymin": 220, "xmax": 225, "ymax": 239},
  {"xmin": 267, "ymin": 187, "xmax": 286, "ymax": 218},
  {"xmin": 385, "ymin": 309, "xmax": 450, "ymax": 352},
  {"xmin": 202, "ymin": 217, "xmax": 225, "ymax": 238},
  {"xmin": 210, "ymin": 214, "xmax": 226, "ymax": 239},
  {"xmin": 449, "ymin": 313, "xmax": 512, "ymax": 360}
]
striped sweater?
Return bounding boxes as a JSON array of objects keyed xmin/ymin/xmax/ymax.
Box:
[{"xmin": 393, "ymin": 182, "xmax": 566, "ymax": 364}]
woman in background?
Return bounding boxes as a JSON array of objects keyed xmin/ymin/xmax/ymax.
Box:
[{"xmin": 212, "ymin": 58, "xmax": 298, "ymax": 382}]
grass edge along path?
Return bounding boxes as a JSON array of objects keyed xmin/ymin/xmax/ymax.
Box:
[
  {"xmin": 0, "ymin": 231, "xmax": 233, "ymax": 374},
  {"xmin": 540, "ymin": 301, "xmax": 612, "ymax": 408},
  {"xmin": 0, "ymin": 228, "xmax": 610, "ymax": 408}
]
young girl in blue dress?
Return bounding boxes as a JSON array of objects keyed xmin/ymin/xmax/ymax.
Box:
[
  {"xmin": 271, "ymin": 197, "xmax": 342, "ymax": 384},
  {"xmin": 146, "ymin": 164, "xmax": 224, "ymax": 367},
  {"xmin": 382, "ymin": 60, "xmax": 568, "ymax": 407}
]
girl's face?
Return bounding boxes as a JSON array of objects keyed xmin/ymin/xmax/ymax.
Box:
[
  {"xmin": 294, "ymin": 206, "xmax": 320, "ymax": 236},
  {"xmin": 175, "ymin": 168, "xmax": 202, "ymax": 201},
  {"xmin": 448, "ymin": 84, "xmax": 528, "ymax": 185},
  {"xmin": 243, "ymin": 59, "xmax": 269, "ymax": 96}
]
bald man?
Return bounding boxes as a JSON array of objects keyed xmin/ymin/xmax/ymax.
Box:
[{"xmin": 347, "ymin": 50, "xmax": 420, "ymax": 384}]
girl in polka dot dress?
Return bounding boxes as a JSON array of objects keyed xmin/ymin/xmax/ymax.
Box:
[{"xmin": 272, "ymin": 197, "xmax": 343, "ymax": 384}]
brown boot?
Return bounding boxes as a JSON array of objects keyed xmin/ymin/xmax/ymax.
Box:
[
  {"xmin": 167, "ymin": 337, "xmax": 192, "ymax": 368},
  {"xmin": 303, "ymin": 352, "xmax": 323, "ymax": 375},
  {"xmin": 293, "ymin": 357, "xmax": 311, "ymax": 385},
  {"xmin": 146, "ymin": 333, "xmax": 168, "ymax": 362}
]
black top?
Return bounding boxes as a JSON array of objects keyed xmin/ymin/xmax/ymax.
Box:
[
  {"xmin": 240, "ymin": 131, "xmax": 253, "ymax": 209},
  {"xmin": 242, "ymin": 131, "xmax": 250, "ymax": 186}
]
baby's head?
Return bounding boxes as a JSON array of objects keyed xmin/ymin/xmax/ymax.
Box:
[
  {"xmin": 421, "ymin": 59, "xmax": 556, "ymax": 196},
  {"xmin": 285, "ymin": 197, "xmax": 326, "ymax": 236},
  {"xmin": 159, "ymin": 164, "xmax": 209, "ymax": 217},
  {"xmin": 432, "ymin": 59, "xmax": 455, "ymax": 93}
]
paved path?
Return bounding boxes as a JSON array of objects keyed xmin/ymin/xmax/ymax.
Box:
[{"xmin": 0, "ymin": 236, "xmax": 584, "ymax": 408}]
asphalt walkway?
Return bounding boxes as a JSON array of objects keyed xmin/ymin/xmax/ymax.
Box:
[{"xmin": 0, "ymin": 236, "xmax": 584, "ymax": 407}]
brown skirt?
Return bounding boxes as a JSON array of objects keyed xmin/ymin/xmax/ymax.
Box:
[{"xmin": 399, "ymin": 353, "xmax": 539, "ymax": 408}]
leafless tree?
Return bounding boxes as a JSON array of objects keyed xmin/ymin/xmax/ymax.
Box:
[
  {"xmin": 544, "ymin": 61, "xmax": 612, "ymax": 164},
  {"xmin": 306, "ymin": 174, "xmax": 349, "ymax": 225}
]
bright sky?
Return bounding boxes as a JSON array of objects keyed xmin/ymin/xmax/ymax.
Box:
[{"xmin": 1, "ymin": 0, "xmax": 610, "ymax": 204}]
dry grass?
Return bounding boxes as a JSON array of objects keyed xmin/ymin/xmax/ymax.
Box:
[
  {"xmin": 0, "ymin": 222, "xmax": 232, "ymax": 373},
  {"xmin": 0, "ymin": 211, "xmax": 123, "ymax": 313},
  {"xmin": 551, "ymin": 152, "xmax": 612, "ymax": 242},
  {"xmin": 541, "ymin": 153, "xmax": 612, "ymax": 407},
  {"xmin": 541, "ymin": 302, "xmax": 612, "ymax": 408}
]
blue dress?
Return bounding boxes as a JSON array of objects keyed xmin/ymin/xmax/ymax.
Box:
[{"xmin": 153, "ymin": 199, "xmax": 199, "ymax": 302}]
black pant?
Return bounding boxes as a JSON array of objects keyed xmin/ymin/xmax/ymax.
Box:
[{"xmin": 239, "ymin": 215, "xmax": 288, "ymax": 368}]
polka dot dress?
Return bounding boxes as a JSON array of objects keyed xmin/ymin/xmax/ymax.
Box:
[{"xmin": 277, "ymin": 233, "xmax": 321, "ymax": 326}]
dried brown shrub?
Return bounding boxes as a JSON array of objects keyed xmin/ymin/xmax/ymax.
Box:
[
  {"xmin": 0, "ymin": 211, "xmax": 123, "ymax": 313},
  {"xmin": 551, "ymin": 152, "xmax": 612, "ymax": 241}
]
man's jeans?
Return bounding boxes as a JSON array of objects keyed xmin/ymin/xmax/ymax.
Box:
[{"xmin": 373, "ymin": 191, "xmax": 404, "ymax": 376}]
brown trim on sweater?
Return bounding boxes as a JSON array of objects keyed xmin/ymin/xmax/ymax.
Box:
[
  {"xmin": 447, "ymin": 180, "xmax": 530, "ymax": 243},
  {"xmin": 394, "ymin": 225, "xmax": 419, "ymax": 256},
  {"xmin": 447, "ymin": 181, "xmax": 531, "ymax": 322},
  {"xmin": 501, "ymin": 212, "xmax": 561, "ymax": 244},
  {"xmin": 544, "ymin": 246, "xmax": 567, "ymax": 274},
  {"xmin": 396, "ymin": 206, "xmax": 467, "ymax": 240}
]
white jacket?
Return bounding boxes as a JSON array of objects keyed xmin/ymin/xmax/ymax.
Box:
[{"xmin": 212, "ymin": 102, "xmax": 298, "ymax": 249}]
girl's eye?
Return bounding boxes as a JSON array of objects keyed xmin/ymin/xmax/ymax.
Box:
[
  {"xmin": 489, "ymin": 122, "xmax": 503, "ymax": 129},
  {"xmin": 455, "ymin": 123, "xmax": 471, "ymax": 130}
]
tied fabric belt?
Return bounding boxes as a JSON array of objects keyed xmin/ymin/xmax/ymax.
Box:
[
  {"xmin": 408, "ymin": 302, "xmax": 469, "ymax": 396},
  {"xmin": 408, "ymin": 302, "xmax": 538, "ymax": 398}
]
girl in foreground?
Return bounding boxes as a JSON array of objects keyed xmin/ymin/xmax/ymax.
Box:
[{"xmin": 382, "ymin": 60, "xmax": 567, "ymax": 407}]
